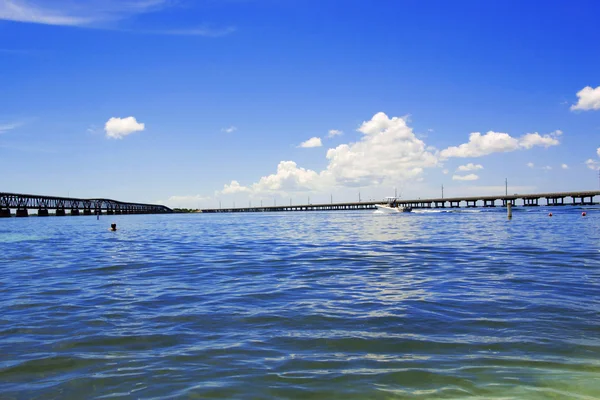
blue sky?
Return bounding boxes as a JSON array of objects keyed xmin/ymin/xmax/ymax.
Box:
[{"xmin": 1, "ymin": 0, "xmax": 599, "ymax": 208}]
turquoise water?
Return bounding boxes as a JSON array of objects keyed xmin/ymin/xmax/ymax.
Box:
[{"xmin": 1, "ymin": 207, "xmax": 599, "ymax": 399}]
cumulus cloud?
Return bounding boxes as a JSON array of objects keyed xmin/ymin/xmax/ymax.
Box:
[
  {"xmin": 457, "ymin": 163, "xmax": 483, "ymax": 172},
  {"xmin": 440, "ymin": 130, "xmax": 560, "ymax": 158},
  {"xmin": 220, "ymin": 180, "xmax": 250, "ymax": 194},
  {"xmin": 452, "ymin": 174, "xmax": 479, "ymax": 181},
  {"xmin": 221, "ymin": 126, "xmax": 237, "ymax": 133},
  {"xmin": 250, "ymin": 161, "xmax": 326, "ymax": 194},
  {"xmin": 585, "ymin": 159, "xmax": 600, "ymax": 170},
  {"xmin": 597, "ymin": 147, "xmax": 600, "ymax": 157},
  {"xmin": 104, "ymin": 116, "xmax": 145, "ymax": 139},
  {"xmin": 571, "ymin": 86, "xmax": 600, "ymax": 111},
  {"xmin": 561, "ymin": 164, "xmax": 569, "ymax": 169},
  {"xmin": 212, "ymin": 112, "xmax": 562, "ymax": 198},
  {"xmin": 527, "ymin": 162, "xmax": 535, "ymax": 168},
  {"xmin": 542, "ymin": 166, "xmax": 552, "ymax": 171},
  {"xmin": 519, "ymin": 131, "xmax": 561, "ymax": 149},
  {"xmin": 299, "ymin": 137, "xmax": 323, "ymax": 148},
  {"xmin": 328, "ymin": 129, "xmax": 343, "ymax": 137},
  {"xmin": 324, "ymin": 112, "xmax": 438, "ymax": 186}
]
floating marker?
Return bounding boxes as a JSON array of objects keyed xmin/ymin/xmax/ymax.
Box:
[{"xmin": 582, "ymin": 212, "xmax": 587, "ymax": 217}]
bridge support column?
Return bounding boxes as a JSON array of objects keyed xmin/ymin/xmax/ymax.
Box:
[
  {"xmin": 16, "ymin": 208, "xmax": 28, "ymax": 217},
  {"xmin": 0, "ymin": 208, "xmax": 10, "ymax": 218},
  {"xmin": 466, "ymin": 200, "xmax": 477, "ymax": 208},
  {"xmin": 434, "ymin": 201, "xmax": 445, "ymax": 208},
  {"xmin": 450, "ymin": 201, "xmax": 460, "ymax": 208},
  {"xmin": 546, "ymin": 197, "xmax": 564, "ymax": 206},
  {"xmin": 106, "ymin": 210, "xmax": 114, "ymax": 215},
  {"xmin": 38, "ymin": 209, "xmax": 49, "ymax": 216},
  {"xmin": 483, "ymin": 199, "xmax": 496, "ymax": 207},
  {"xmin": 71, "ymin": 209, "xmax": 80, "ymax": 216},
  {"xmin": 523, "ymin": 198, "xmax": 539, "ymax": 206},
  {"xmin": 83, "ymin": 208, "xmax": 92, "ymax": 216},
  {"xmin": 56, "ymin": 208, "xmax": 66, "ymax": 216},
  {"xmin": 502, "ymin": 199, "xmax": 516, "ymax": 207}
]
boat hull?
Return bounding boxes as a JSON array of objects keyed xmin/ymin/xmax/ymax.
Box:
[{"xmin": 375, "ymin": 204, "xmax": 412, "ymax": 213}]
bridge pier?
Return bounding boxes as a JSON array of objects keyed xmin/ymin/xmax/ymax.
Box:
[
  {"xmin": 523, "ymin": 198, "xmax": 539, "ymax": 206},
  {"xmin": 16, "ymin": 208, "xmax": 28, "ymax": 217},
  {"xmin": 546, "ymin": 197, "xmax": 565, "ymax": 206},
  {"xmin": 434, "ymin": 201, "xmax": 445, "ymax": 208},
  {"xmin": 483, "ymin": 199, "xmax": 496, "ymax": 207},
  {"xmin": 38, "ymin": 209, "xmax": 49, "ymax": 216},
  {"xmin": 56, "ymin": 208, "xmax": 66, "ymax": 216},
  {"xmin": 502, "ymin": 199, "xmax": 516, "ymax": 207},
  {"xmin": 572, "ymin": 196, "xmax": 594, "ymax": 205},
  {"xmin": 466, "ymin": 200, "xmax": 477, "ymax": 208},
  {"xmin": 0, "ymin": 208, "xmax": 10, "ymax": 218},
  {"xmin": 83, "ymin": 208, "xmax": 92, "ymax": 216},
  {"xmin": 450, "ymin": 201, "xmax": 460, "ymax": 208},
  {"xmin": 71, "ymin": 209, "xmax": 80, "ymax": 216}
]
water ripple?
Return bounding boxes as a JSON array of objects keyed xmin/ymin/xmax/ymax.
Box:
[{"xmin": 1, "ymin": 209, "xmax": 599, "ymax": 398}]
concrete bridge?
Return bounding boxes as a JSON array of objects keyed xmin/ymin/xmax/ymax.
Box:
[
  {"xmin": 0, "ymin": 192, "xmax": 172, "ymax": 217},
  {"xmin": 202, "ymin": 191, "xmax": 600, "ymax": 213}
]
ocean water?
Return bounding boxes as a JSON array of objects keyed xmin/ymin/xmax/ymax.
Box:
[{"xmin": 1, "ymin": 207, "xmax": 599, "ymax": 399}]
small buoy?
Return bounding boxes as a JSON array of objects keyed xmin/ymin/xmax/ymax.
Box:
[
  {"xmin": 582, "ymin": 212, "xmax": 586, "ymax": 217},
  {"xmin": 548, "ymin": 212, "xmax": 553, "ymax": 217}
]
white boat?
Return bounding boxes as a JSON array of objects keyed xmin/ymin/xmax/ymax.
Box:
[{"xmin": 375, "ymin": 197, "xmax": 412, "ymax": 213}]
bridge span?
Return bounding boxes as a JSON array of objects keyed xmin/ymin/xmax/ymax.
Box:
[
  {"xmin": 0, "ymin": 192, "xmax": 172, "ymax": 217},
  {"xmin": 202, "ymin": 191, "xmax": 600, "ymax": 213}
]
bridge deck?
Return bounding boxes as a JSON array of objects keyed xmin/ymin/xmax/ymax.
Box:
[{"xmin": 201, "ymin": 191, "xmax": 600, "ymax": 213}]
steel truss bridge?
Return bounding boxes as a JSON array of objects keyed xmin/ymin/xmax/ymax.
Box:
[{"xmin": 0, "ymin": 192, "xmax": 172, "ymax": 217}]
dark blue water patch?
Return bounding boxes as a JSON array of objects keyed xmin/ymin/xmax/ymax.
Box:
[{"xmin": 1, "ymin": 208, "xmax": 599, "ymax": 399}]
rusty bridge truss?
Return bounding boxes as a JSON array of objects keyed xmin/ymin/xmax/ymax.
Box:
[{"xmin": 0, "ymin": 192, "xmax": 172, "ymax": 217}]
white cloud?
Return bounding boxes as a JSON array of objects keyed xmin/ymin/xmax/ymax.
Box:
[
  {"xmin": 519, "ymin": 132, "xmax": 561, "ymax": 149},
  {"xmin": 220, "ymin": 180, "xmax": 250, "ymax": 195},
  {"xmin": 527, "ymin": 162, "xmax": 535, "ymax": 168},
  {"xmin": 571, "ymin": 86, "xmax": 600, "ymax": 111},
  {"xmin": 0, "ymin": 0, "xmax": 93, "ymax": 26},
  {"xmin": 0, "ymin": 1, "xmax": 234, "ymax": 36},
  {"xmin": 221, "ymin": 126, "xmax": 237, "ymax": 133},
  {"xmin": 561, "ymin": 164, "xmax": 569, "ymax": 169},
  {"xmin": 324, "ymin": 112, "xmax": 438, "ymax": 186},
  {"xmin": 154, "ymin": 26, "xmax": 236, "ymax": 37},
  {"xmin": 452, "ymin": 174, "xmax": 479, "ymax": 181},
  {"xmin": 0, "ymin": 121, "xmax": 22, "ymax": 134},
  {"xmin": 597, "ymin": 147, "xmax": 600, "ymax": 157},
  {"xmin": 211, "ymin": 112, "xmax": 561, "ymax": 198},
  {"xmin": 299, "ymin": 137, "xmax": 322, "ymax": 148},
  {"xmin": 440, "ymin": 130, "xmax": 560, "ymax": 158},
  {"xmin": 457, "ymin": 163, "xmax": 483, "ymax": 172},
  {"xmin": 542, "ymin": 166, "xmax": 552, "ymax": 171},
  {"xmin": 250, "ymin": 161, "xmax": 326, "ymax": 194},
  {"xmin": 328, "ymin": 129, "xmax": 343, "ymax": 138},
  {"xmin": 104, "ymin": 116, "xmax": 145, "ymax": 139},
  {"xmin": 586, "ymin": 159, "xmax": 600, "ymax": 170}
]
